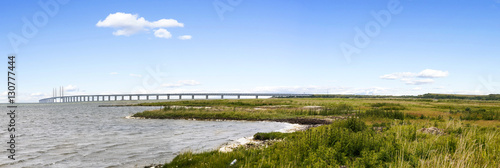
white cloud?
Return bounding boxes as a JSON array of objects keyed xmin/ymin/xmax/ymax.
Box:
[
  {"xmin": 249, "ymin": 85, "xmax": 390, "ymax": 95},
  {"xmin": 417, "ymin": 69, "xmax": 449, "ymax": 78},
  {"xmin": 381, "ymin": 69, "xmax": 449, "ymax": 85},
  {"xmin": 380, "ymin": 72, "xmax": 416, "ymax": 80},
  {"xmin": 64, "ymin": 85, "xmax": 79, "ymax": 92},
  {"xmin": 154, "ymin": 28, "xmax": 172, "ymax": 39},
  {"xmin": 402, "ymin": 78, "xmax": 435, "ymax": 85},
  {"xmin": 162, "ymin": 80, "xmax": 201, "ymax": 88},
  {"xmin": 96, "ymin": 12, "xmax": 184, "ymax": 38},
  {"xmin": 110, "ymin": 72, "xmax": 119, "ymax": 75},
  {"xmin": 380, "ymin": 69, "xmax": 449, "ymax": 80},
  {"xmin": 178, "ymin": 35, "xmax": 192, "ymax": 40},
  {"xmin": 412, "ymin": 87, "xmax": 422, "ymax": 91},
  {"xmin": 130, "ymin": 74, "xmax": 142, "ymax": 78}
]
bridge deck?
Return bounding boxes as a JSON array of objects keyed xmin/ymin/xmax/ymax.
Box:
[{"xmin": 39, "ymin": 93, "xmax": 312, "ymax": 103}]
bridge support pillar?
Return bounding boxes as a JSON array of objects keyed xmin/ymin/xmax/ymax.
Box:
[
  {"xmin": 137, "ymin": 96, "xmax": 140, "ymax": 100},
  {"xmin": 221, "ymin": 95, "xmax": 224, "ymax": 99},
  {"xmin": 167, "ymin": 95, "xmax": 170, "ymax": 100},
  {"xmin": 192, "ymin": 95, "xmax": 194, "ymax": 99},
  {"xmin": 256, "ymin": 95, "xmax": 259, "ymax": 99},
  {"xmin": 179, "ymin": 95, "xmax": 182, "ymax": 99},
  {"xmin": 238, "ymin": 95, "xmax": 240, "ymax": 99},
  {"xmin": 206, "ymin": 95, "xmax": 209, "ymax": 99},
  {"xmin": 156, "ymin": 95, "xmax": 159, "ymax": 100},
  {"xmin": 146, "ymin": 95, "xmax": 149, "ymax": 100}
]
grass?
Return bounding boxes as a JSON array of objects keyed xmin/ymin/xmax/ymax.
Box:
[
  {"xmin": 163, "ymin": 118, "xmax": 500, "ymax": 168},
  {"xmin": 134, "ymin": 98, "xmax": 500, "ymax": 126},
  {"xmin": 131, "ymin": 98, "xmax": 500, "ymax": 167},
  {"xmin": 253, "ymin": 132, "xmax": 289, "ymax": 141}
]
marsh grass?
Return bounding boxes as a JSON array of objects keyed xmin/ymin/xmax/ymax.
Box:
[
  {"xmin": 163, "ymin": 119, "xmax": 500, "ymax": 167},
  {"xmin": 132, "ymin": 98, "xmax": 500, "ymax": 167}
]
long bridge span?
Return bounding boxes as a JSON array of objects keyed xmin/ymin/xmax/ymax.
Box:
[{"xmin": 39, "ymin": 93, "xmax": 313, "ymax": 103}]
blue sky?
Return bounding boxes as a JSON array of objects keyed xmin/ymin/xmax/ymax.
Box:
[{"xmin": 1, "ymin": 0, "xmax": 500, "ymax": 102}]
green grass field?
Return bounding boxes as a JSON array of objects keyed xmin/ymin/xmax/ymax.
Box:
[{"xmin": 133, "ymin": 98, "xmax": 500, "ymax": 167}]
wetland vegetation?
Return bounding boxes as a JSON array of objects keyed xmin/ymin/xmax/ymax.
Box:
[{"xmin": 133, "ymin": 97, "xmax": 500, "ymax": 167}]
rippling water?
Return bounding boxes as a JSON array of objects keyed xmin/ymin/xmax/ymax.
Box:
[{"xmin": 0, "ymin": 103, "xmax": 290, "ymax": 167}]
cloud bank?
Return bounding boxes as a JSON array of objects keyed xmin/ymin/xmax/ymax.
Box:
[{"xmin": 380, "ymin": 69, "xmax": 449, "ymax": 85}]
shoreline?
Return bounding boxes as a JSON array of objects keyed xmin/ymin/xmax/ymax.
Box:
[
  {"xmin": 128, "ymin": 114, "xmax": 332, "ymax": 125},
  {"xmin": 218, "ymin": 123, "xmax": 310, "ymax": 153}
]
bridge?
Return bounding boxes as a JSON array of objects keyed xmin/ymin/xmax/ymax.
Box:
[{"xmin": 38, "ymin": 93, "xmax": 313, "ymax": 103}]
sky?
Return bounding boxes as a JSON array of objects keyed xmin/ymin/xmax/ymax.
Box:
[{"xmin": 1, "ymin": 0, "xmax": 500, "ymax": 102}]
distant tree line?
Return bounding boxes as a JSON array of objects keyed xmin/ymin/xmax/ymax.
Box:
[{"xmin": 305, "ymin": 93, "xmax": 500, "ymax": 100}]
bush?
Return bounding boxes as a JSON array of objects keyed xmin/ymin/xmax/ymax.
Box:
[{"xmin": 254, "ymin": 132, "xmax": 288, "ymax": 140}]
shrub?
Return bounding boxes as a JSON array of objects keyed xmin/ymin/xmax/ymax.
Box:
[{"xmin": 254, "ymin": 132, "xmax": 288, "ymax": 140}]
